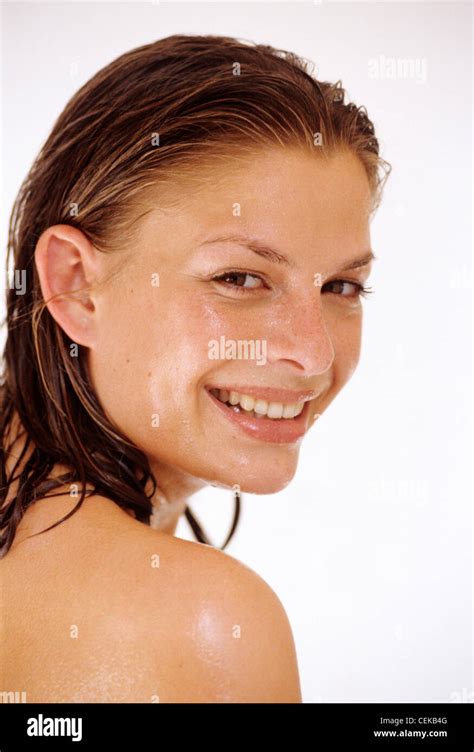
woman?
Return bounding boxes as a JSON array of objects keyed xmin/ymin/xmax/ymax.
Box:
[{"xmin": 0, "ymin": 34, "xmax": 390, "ymax": 702}]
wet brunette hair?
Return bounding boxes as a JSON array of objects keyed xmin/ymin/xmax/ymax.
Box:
[{"xmin": 0, "ymin": 34, "xmax": 391, "ymax": 558}]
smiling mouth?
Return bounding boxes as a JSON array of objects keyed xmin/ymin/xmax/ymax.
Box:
[{"xmin": 207, "ymin": 387, "xmax": 306, "ymax": 420}]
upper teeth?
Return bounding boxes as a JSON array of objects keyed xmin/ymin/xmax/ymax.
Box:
[{"xmin": 210, "ymin": 388, "xmax": 305, "ymax": 419}]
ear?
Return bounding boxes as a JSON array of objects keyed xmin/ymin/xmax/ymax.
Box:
[{"xmin": 35, "ymin": 224, "xmax": 100, "ymax": 348}]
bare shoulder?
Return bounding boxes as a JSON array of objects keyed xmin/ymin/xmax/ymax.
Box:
[
  {"xmin": 99, "ymin": 527, "xmax": 303, "ymax": 703},
  {"xmin": 1, "ymin": 498, "xmax": 302, "ymax": 703}
]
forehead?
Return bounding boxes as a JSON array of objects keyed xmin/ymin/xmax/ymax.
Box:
[
  {"xmin": 129, "ymin": 145, "xmax": 372, "ymax": 258},
  {"xmin": 208, "ymin": 146, "xmax": 371, "ymax": 233}
]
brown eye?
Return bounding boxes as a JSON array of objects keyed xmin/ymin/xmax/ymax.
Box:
[
  {"xmin": 323, "ymin": 279, "xmax": 373, "ymax": 298},
  {"xmin": 213, "ymin": 271, "xmax": 265, "ymax": 290}
]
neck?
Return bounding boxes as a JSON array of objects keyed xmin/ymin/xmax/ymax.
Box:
[
  {"xmin": 149, "ymin": 494, "xmax": 188, "ymax": 535},
  {"xmin": 146, "ymin": 462, "xmax": 207, "ymax": 536}
]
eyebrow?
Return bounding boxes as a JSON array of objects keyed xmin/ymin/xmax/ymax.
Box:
[
  {"xmin": 199, "ymin": 234, "xmax": 376, "ymax": 272},
  {"xmin": 200, "ymin": 235, "xmax": 290, "ymax": 265},
  {"xmin": 336, "ymin": 251, "xmax": 376, "ymax": 272}
]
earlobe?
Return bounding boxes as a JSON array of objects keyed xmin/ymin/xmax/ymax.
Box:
[{"xmin": 34, "ymin": 224, "xmax": 99, "ymax": 348}]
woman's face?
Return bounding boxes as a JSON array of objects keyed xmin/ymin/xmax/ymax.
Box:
[{"xmin": 87, "ymin": 146, "xmax": 373, "ymax": 494}]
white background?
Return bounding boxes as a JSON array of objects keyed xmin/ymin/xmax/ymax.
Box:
[{"xmin": 1, "ymin": 1, "xmax": 472, "ymax": 703}]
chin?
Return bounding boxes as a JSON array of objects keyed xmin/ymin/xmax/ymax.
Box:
[
  {"xmin": 205, "ymin": 452, "xmax": 300, "ymax": 495},
  {"xmin": 242, "ymin": 475, "xmax": 297, "ymax": 495}
]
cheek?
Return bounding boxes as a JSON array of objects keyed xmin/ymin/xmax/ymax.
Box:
[
  {"xmin": 152, "ymin": 292, "xmax": 245, "ymax": 372},
  {"xmin": 90, "ymin": 290, "xmax": 233, "ymax": 434}
]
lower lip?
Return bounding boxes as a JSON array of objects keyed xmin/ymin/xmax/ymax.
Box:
[{"xmin": 205, "ymin": 389, "xmax": 310, "ymax": 444}]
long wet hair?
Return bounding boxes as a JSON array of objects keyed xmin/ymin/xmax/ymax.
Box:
[{"xmin": 0, "ymin": 34, "xmax": 391, "ymax": 558}]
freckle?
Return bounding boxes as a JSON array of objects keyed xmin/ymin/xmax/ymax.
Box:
[
  {"xmin": 148, "ymin": 371, "xmax": 151, "ymax": 377},
  {"xmin": 126, "ymin": 358, "xmax": 130, "ymax": 363}
]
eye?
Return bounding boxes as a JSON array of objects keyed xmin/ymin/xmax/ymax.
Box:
[
  {"xmin": 211, "ymin": 270, "xmax": 267, "ymax": 292},
  {"xmin": 322, "ymin": 279, "xmax": 374, "ymax": 299}
]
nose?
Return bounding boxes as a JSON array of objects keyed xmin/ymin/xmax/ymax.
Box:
[{"xmin": 263, "ymin": 295, "xmax": 335, "ymax": 376}]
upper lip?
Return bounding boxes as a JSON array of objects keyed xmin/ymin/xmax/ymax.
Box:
[{"xmin": 206, "ymin": 384, "xmax": 324, "ymax": 403}]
